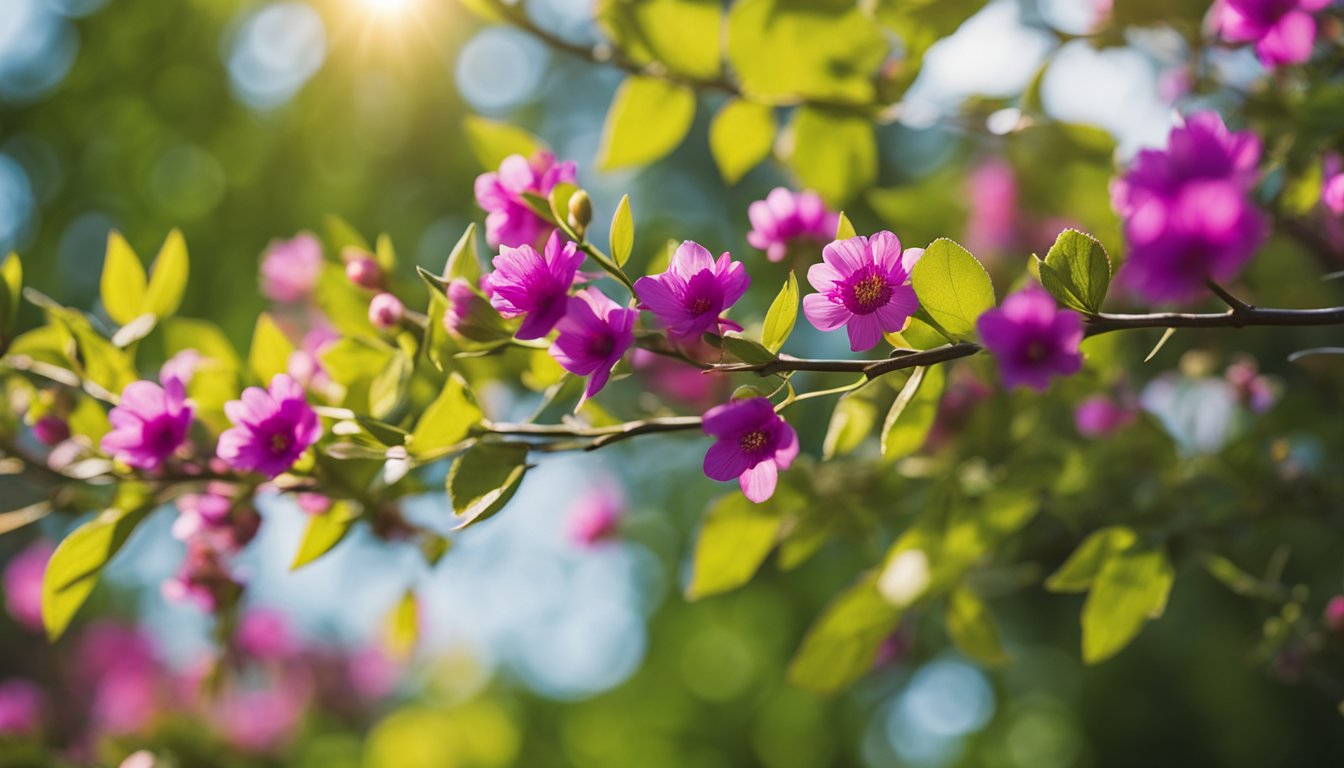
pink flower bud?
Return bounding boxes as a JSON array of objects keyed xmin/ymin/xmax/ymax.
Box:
[
  {"xmin": 346, "ymin": 256, "xmax": 382, "ymax": 290},
  {"xmin": 1325, "ymin": 595, "xmax": 1344, "ymax": 634},
  {"xmin": 369, "ymin": 293, "xmax": 405, "ymax": 330},
  {"xmin": 31, "ymin": 415, "xmax": 69, "ymax": 446}
]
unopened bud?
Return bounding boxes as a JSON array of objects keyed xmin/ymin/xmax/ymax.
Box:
[
  {"xmin": 31, "ymin": 415, "xmax": 70, "ymax": 446},
  {"xmin": 369, "ymin": 293, "xmax": 405, "ymax": 330},
  {"xmin": 345, "ymin": 255, "xmax": 382, "ymax": 290},
  {"xmin": 567, "ymin": 190, "xmax": 592, "ymax": 235},
  {"xmin": 443, "ymin": 279, "xmax": 514, "ymax": 344}
]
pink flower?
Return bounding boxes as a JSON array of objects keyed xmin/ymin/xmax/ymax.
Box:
[
  {"xmin": 1212, "ymin": 0, "xmax": 1330, "ymax": 68},
  {"xmin": 217, "ymin": 682, "xmax": 308, "ymax": 754},
  {"xmin": 3, "ymin": 539, "xmax": 52, "ymax": 632},
  {"xmin": 101, "ymin": 377, "xmax": 194, "ymax": 471},
  {"xmin": 632, "ymin": 346, "xmax": 723, "ymax": 408},
  {"xmin": 236, "ymin": 609, "xmax": 296, "ymax": 661},
  {"xmin": 475, "ymin": 152, "xmax": 578, "ymax": 249},
  {"xmin": 802, "ymin": 232, "xmax": 921, "ymax": 352},
  {"xmin": 0, "ymin": 679, "xmax": 43, "ymax": 736},
  {"xmin": 1225, "ymin": 356, "xmax": 1277, "ymax": 413},
  {"xmin": 163, "ymin": 538, "xmax": 239, "ymax": 612},
  {"xmin": 217, "ymin": 374, "xmax": 322, "ymax": 479},
  {"xmin": 159, "ymin": 349, "xmax": 203, "ymax": 387},
  {"xmin": 260, "ymin": 233, "xmax": 323, "ymax": 304},
  {"xmin": 347, "ymin": 646, "xmax": 400, "ymax": 701},
  {"xmin": 1325, "ymin": 595, "xmax": 1344, "ymax": 633},
  {"xmin": 484, "ymin": 231, "xmax": 585, "ymax": 340},
  {"xmin": 746, "ymin": 188, "xmax": 840, "ymax": 263},
  {"xmin": 977, "ymin": 288, "xmax": 1084, "ymax": 392},
  {"xmin": 368, "ymin": 292, "xmax": 405, "ymax": 329},
  {"xmin": 634, "ymin": 241, "xmax": 749, "ymax": 339},
  {"xmin": 549, "ymin": 288, "xmax": 637, "ymax": 403},
  {"xmin": 701, "ymin": 397, "xmax": 799, "ymax": 503},
  {"xmin": 567, "ymin": 483, "xmax": 624, "ymax": 547},
  {"xmin": 76, "ymin": 623, "xmax": 166, "ymax": 735},
  {"xmin": 1323, "ymin": 153, "xmax": 1344, "ymax": 216},
  {"xmin": 1074, "ymin": 394, "xmax": 1137, "ymax": 438},
  {"xmin": 964, "ymin": 159, "xmax": 1020, "ymax": 258},
  {"xmin": 172, "ymin": 484, "xmax": 260, "ymax": 555}
]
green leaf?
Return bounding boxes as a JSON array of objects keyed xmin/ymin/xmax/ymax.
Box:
[
  {"xmin": 1039, "ymin": 229, "xmax": 1110, "ymax": 315},
  {"xmin": 709, "ymin": 99, "xmax": 775, "ymax": 184},
  {"xmin": 599, "ymin": 76, "xmax": 696, "ymax": 171},
  {"xmin": 719, "ymin": 331, "xmax": 776, "ymax": 365},
  {"xmin": 1081, "ymin": 545, "xmax": 1173, "ymax": 664},
  {"xmin": 386, "ymin": 589, "xmax": 419, "ymax": 661},
  {"xmin": 789, "ymin": 106, "xmax": 876, "ymax": 206},
  {"xmin": 291, "ymin": 502, "xmax": 360, "ymax": 570},
  {"xmin": 822, "ymin": 394, "xmax": 878, "ymax": 459},
  {"xmin": 42, "ymin": 505, "xmax": 149, "ymax": 640},
  {"xmin": 410, "ymin": 374, "xmax": 482, "ymax": 458},
  {"xmin": 610, "ymin": 194, "xmax": 634, "ymax": 268},
  {"xmin": 880, "ymin": 365, "xmax": 944, "ymax": 460},
  {"xmin": 1045, "ymin": 526, "xmax": 1137, "ymax": 593},
  {"xmin": 315, "ymin": 263, "xmax": 378, "ymax": 338},
  {"xmin": 374, "ymin": 233, "xmax": 397, "ymax": 272},
  {"xmin": 835, "ymin": 212, "xmax": 856, "ymax": 240},
  {"xmin": 325, "ymin": 214, "xmax": 371, "ymax": 253},
  {"xmin": 443, "ymin": 222, "xmax": 482, "ymax": 286},
  {"xmin": 595, "ymin": 0, "xmax": 723, "ymax": 80},
  {"xmin": 1, "ymin": 252, "xmax": 21, "ymax": 337},
  {"xmin": 463, "ymin": 115, "xmax": 544, "ymax": 170},
  {"xmin": 100, "ymin": 231, "xmax": 147, "ymax": 326},
  {"xmin": 687, "ymin": 490, "xmax": 798, "ymax": 600},
  {"xmin": 946, "ymin": 587, "xmax": 1008, "ymax": 666},
  {"xmin": 447, "ymin": 442, "xmax": 529, "ymax": 529},
  {"xmin": 910, "ymin": 238, "xmax": 995, "ymax": 340},
  {"xmin": 761, "ymin": 271, "xmax": 799, "ymax": 354},
  {"xmin": 142, "ymin": 229, "xmax": 189, "ymax": 320},
  {"xmin": 727, "ymin": 0, "xmax": 887, "ymax": 104},
  {"xmin": 788, "ymin": 574, "xmax": 901, "ymax": 694},
  {"xmin": 368, "ymin": 351, "xmax": 412, "ymax": 420},
  {"xmin": 248, "ymin": 313, "xmax": 294, "ymax": 384}
]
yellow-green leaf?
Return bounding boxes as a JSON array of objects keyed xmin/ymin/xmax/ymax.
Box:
[
  {"xmin": 687, "ymin": 490, "xmax": 798, "ymax": 600},
  {"xmin": 249, "ymin": 313, "xmax": 294, "ymax": 384},
  {"xmin": 1081, "ymin": 545, "xmax": 1173, "ymax": 664},
  {"xmin": 835, "ymin": 212, "xmax": 857, "ymax": 240},
  {"xmin": 410, "ymin": 374, "xmax": 481, "ymax": 458},
  {"xmin": 610, "ymin": 195, "xmax": 634, "ymax": 268},
  {"xmin": 789, "ymin": 106, "xmax": 876, "ymax": 207},
  {"xmin": 880, "ymin": 364, "xmax": 944, "ymax": 460},
  {"xmin": 1045, "ymin": 526, "xmax": 1137, "ymax": 593},
  {"xmin": 946, "ymin": 587, "xmax": 1008, "ymax": 666},
  {"xmin": 788, "ymin": 574, "xmax": 901, "ymax": 694},
  {"xmin": 143, "ymin": 229, "xmax": 189, "ymax": 319},
  {"xmin": 1039, "ymin": 229, "xmax": 1110, "ymax": 315},
  {"xmin": 596, "ymin": 0, "xmax": 723, "ymax": 80},
  {"xmin": 760, "ymin": 270, "xmax": 798, "ymax": 353},
  {"xmin": 910, "ymin": 238, "xmax": 995, "ymax": 340},
  {"xmin": 709, "ymin": 99, "xmax": 775, "ymax": 184},
  {"xmin": 100, "ymin": 231, "xmax": 147, "ymax": 326},
  {"xmin": 291, "ymin": 502, "xmax": 360, "ymax": 570},
  {"xmin": 385, "ymin": 589, "xmax": 420, "ymax": 661},
  {"xmin": 463, "ymin": 116, "xmax": 545, "ymax": 169},
  {"xmin": 42, "ymin": 505, "xmax": 149, "ymax": 640},
  {"xmin": 822, "ymin": 394, "xmax": 878, "ymax": 459},
  {"xmin": 727, "ymin": 0, "xmax": 887, "ymax": 104},
  {"xmin": 1, "ymin": 252, "xmax": 21, "ymax": 334},
  {"xmin": 448, "ymin": 442, "xmax": 529, "ymax": 530},
  {"xmin": 599, "ymin": 76, "xmax": 696, "ymax": 171}
]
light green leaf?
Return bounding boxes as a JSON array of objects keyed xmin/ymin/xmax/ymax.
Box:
[
  {"xmin": 385, "ymin": 589, "xmax": 419, "ymax": 661},
  {"xmin": 248, "ymin": 313, "xmax": 294, "ymax": 384},
  {"xmin": 100, "ymin": 231, "xmax": 147, "ymax": 326},
  {"xmin": 368, "ymin": 351, "xmax": 412, "ymax": 420},
  {"xmin": 946, "ymin": 587, "xmax": 1008, "ymax": 666},
  {"xmin": 315, "ymin": 263, "xmax": 378, "ymax": 338},
  {"xmin": 444, "ymin": 223, "xmax": 482, "ymax": 286},
  {"xmin": 835, "ymin": 212, "xmax": 856, "ymax": 240},
  {"xmin": 375, "ymin": 233, "xmax": 397, "ymax": 272},
  {"xmin": 596, "ymin": 0, "xmax": 722, "ymax": 80},
  {"xmin": 610, "ymin": 194, "xmax": 634, "ymax": 268},
  {"xmin": 709, "ymin": 99, "xmax": 775, "ymax": 184},
  {"xmin": 599, "ymin": 76, "xmax": 696, "ymax": 171},
  {"xmin": 1045, "ymin": 526, "xmax": 1137, "ymax": 593},
  {"xmin": 789, "ymin": 106, "xmax": 876, "ymax": 206},
  {"xmin": 463, "ymin": 115, "xmax": 545, "ymax": 170},
  {"xmin": 1082, "ymin": 545, "xmax": 1173, "ymax": 664},
  {"xmin": 727, "ymin": 0, "xmax": 887, "ymax": 104},
  {"xmin": 142, "ymin": 229, "xmax": 189, "ymax": 320},
  {"xmin": 1039, "ymin": 229, "xmax": 1110, "ymax": 315},
  {"xmin": 880, "ymin": 364, "xmax": 944, "ymax": 460},
  {"xmin": 910, "ymin": 238, "xmax": 995, "ymax": 340},
  {"xmin": 719, "ymin": 331, "xmax": 776, "ymax": 365},
  {"xmin": 448, "ymin": 442, "xmax": 529, "ymax": 529},
  {"xmin": 291, "ymin": 502, "xmax": 360, "ymax": 570},
  {"xmin": 788, "ymin": 574, "xmax": 901, "ymax": 694},
  {"xmin": 325, "ymin": 214, "xmax": 370, "ymax": 253},
  {"xmin": 43, "ymin": 505, "xmax": 149, "ymax": 640},
  {"xmin": 1, "ymin": 252, "xmax": 21, "ymax": 337},
  {"xmin": 687, "ymin": 490, "xmax": 798, "ymax": 600},
  {"xmin": 822, "ymin": 394, "xmax": 878, "ymax": 459},
  {"xmin": 410, "ymin": 374, "xmax": 482, "ymax": 458},
  {"xmin": 761, "ymin": 271, "xmax": 798, "ymax": 353}
]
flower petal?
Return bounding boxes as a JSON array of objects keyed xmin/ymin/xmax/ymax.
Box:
[
  {"xmin": 738, "ymin": 460, "xmax": 778, "ymax": 503},
  {"xmin": 703, "ymin": 440, "xmax": 751, "ymax": 482},
  {"xmin": 803, "ymin": 292, "xmax": 851, "ymax": 332}
]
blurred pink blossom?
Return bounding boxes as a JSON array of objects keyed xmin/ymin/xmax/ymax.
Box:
[
  {"xmin": 567, "ymin": 482, "xmax": 625, "ymax": 548},
  {"xmin": 1074, "ymin": 394, "xmax": 1138, "ymax": 438},
  {"xmin": 3, "ymin": 539, "xmax": 52, "ymax": 632},
  {"xmin": 236, "ymin": 609, "xmax": 297, "ymax": 661},
  {"xmin": 260, "ymin": 233, "xmax": 324, "ymax": 304},
  {"xmin": 0, "ymin": 679, "xmax": 44, "ymax": 736}
]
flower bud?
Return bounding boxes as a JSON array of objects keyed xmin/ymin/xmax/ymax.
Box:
[
  {"xmin": 369, "ymin": 293, "xmax": 405, "ymax": 330},
  {"xmin": 31, "ymin": 415, "xmax": 70, "ymax": 446},
  {"xmin": 567, "ymin": 190, "xmax": 592, "ymax": 234},
  {"xmin": 443, "ymin": 279, "xmax": 514, "ymax": 344},
  {"xmin": 345, "ymin": 255, "xmax": 382, "ymax": 290}
]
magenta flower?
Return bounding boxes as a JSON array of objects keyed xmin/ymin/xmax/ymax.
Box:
[
  {"xmin": 701, "ymin": 397, "xmax": 799, "ymax": 503},
  {"xmin": 3, "ymin": 540, "xmax": 51, "ymax": 632},
  {"xmin": 634, "ymin": 241, "xmax": 749, "ymax": 339},
  {"xmin": 1212, "ymin": 0, "xmax": 1330, "ymax": 68},
  {"xmin": 1323, "ymin": 153, "xmax": 1344, "ymax": 216},
  {"xmin": 1111, "ymin": 111, "xmax": 1265, "ymax": 303},
  {"xmin": 172, "ymin": 484, "xmax": 260, "ymax": 554},
  {"xmin": 1074, "ymin": 394, "xmax": 1137, "ymax": 438},
  {"xmin": 101, "ymin": 377, "xmax": 194, "ymax": 471},
  {"xmin": 802, "ymin": 232, "xmax": 921, "ymax": 352},
  {"xmin": 566, "ymin": 482, "xmax": 624, "ymax": 548},
  {"xmin": 474, "ymin": 151, "xmax": 578, "ymax": 249},
  {"xmin": 30, "ymin": 414, "xmax": 69, "ymax": 446},
  {"xmin": 217, "ymin": 374, "xmax": 322, "ymax": 479},
  {"xmin": 965, "ymin": 159, "xmax": 1019, "ymax": 258},
  {"xmin": 484, "ymin": 231, "xmax": 585, "ymax": 340},
  {"xmin": 163, "ymin": 538, "xmax": 238, "ymax": 613},
  {"xmin": 747, "ymin": 188, "xmax": 840, "ymax": 263},
  {"xmin": 260, "ymin": 233, "xmax": 323, "ymax": 304},
  {"xmin": 978, "ymin": 288, "xmax": 1084, "ymax": 392},
  {"xmin": 235, "ymin": 609, "xmax": 296, "ymax": 661},
  {"xmin": 1326, "ymin": 595, "xmax": 1344, "ymax": 633},
  {"xmin": 0, "ymin": 679, "xmax": 44, "ymax": 736},
  {"xmin": 548, "ymin": 288, "xmax": 637, "ymax": 403}
]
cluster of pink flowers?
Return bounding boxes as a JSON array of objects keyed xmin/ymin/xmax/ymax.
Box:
[
  {"xmin": 475, "ymin": 151, "xmax": 577, "ymax": 249},
  {"xmin": 1111, "ymin": 111, "xmax": 1265, "ymax": 303},
  {"xmin": 1211, "ymin": 0, "xmax": 1331, "ymax": 68},
  {"xmin": 746, "ymin": 188, "xmax": 839, "ymax": 263}
]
